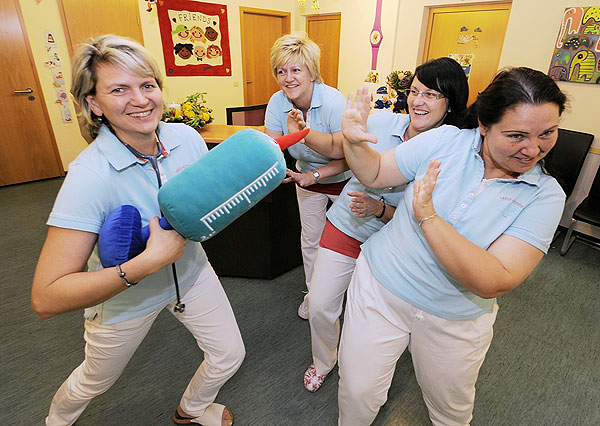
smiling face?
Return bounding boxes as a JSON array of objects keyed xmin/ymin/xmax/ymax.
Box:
[
  {"xmin": 276, "ymin": 62, "xmax": 314, "ymax": 110},
  {"xmin": 86, "ymin": 63, "xmax": 163, "ymax": 150},
  {"xmin": 480, "ymin": 102, "xmax": 560, "ymax": 179},
  {"xmin": 406, "ymin": 77, "xmax": 449, "ymax": 139}
]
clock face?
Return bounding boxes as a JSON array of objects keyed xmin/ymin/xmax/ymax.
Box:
[{"xmin": 370, "ymin": 30, "xmax": 382, "ymax": 46}]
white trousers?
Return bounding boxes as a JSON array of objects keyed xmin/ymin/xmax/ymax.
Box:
[
  {"xmin": 338, "ymin": 254, "xmax": 497, "ymax": 426},
  {"xmin": 308, "ymin": 247, "xmax": 356, "ymax": 375},
  {"xmin": 295, "ymin": 185, "xmax": 338, "ymax": 290},
  {"xmin": 46, "ymin": 263, "xmax": 245, "ymax": 426}
]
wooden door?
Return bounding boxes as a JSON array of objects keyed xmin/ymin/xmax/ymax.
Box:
[
  {"xmin": 0, "ymin": 0, "xmax": 63, "ymax": 186},
  {"xmin": 57, "ymin": 0, "xmax": 143, "ymax": 56},
  {"xmin": 307, "ymin": 14, "xmax": 341, "ymax": 88},
  {"xmin": 57, "ymin": 0, "xmax": 143, "ymax": 142},
  {"xmin": 240, "ymin": 7, "xmax": 290, "ymax": 106},
  {"xmin": 423, "ymin": 3, "xmax": 511, "ymax": 105}
]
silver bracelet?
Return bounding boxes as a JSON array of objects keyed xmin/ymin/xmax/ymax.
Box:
[
  {"xmin": 115, "ymin": 264, "xmax": 136, "ymax": 288},
  {"xmin": 418, "ymin": 212, "xmax": 437, "ymax": 227}
]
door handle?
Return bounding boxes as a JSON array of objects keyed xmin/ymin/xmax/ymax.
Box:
[
  {"xmin": 245, "ymin": 81, "xmax": 253, "ymax": 84},
  {"xmin": 14, "ymin": 88, "xmax": 34, "ymax": 94}
]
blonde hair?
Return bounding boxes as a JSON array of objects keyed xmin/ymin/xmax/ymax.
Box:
[
  {"xmin": 70, "ymin": 34, "xmax": 164, "ymax": 140},
  {"xmin": 270, "ymin": 32, "xmax": 322, "ymax": 83}
]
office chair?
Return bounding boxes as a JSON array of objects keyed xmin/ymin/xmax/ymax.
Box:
[
  {"xmin": 226, "ymin": 104, "xmax": 268, "ymax": 126},
  {"xmin": 560, "ymin": 168, "xmax": 600, "ymax": 255},
  {"xmin": 543, "ymin": 128, "xmax": 595, "ymax": 242}
]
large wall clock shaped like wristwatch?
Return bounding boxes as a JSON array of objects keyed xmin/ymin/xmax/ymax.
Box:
[{"xmin": 370, "ymin": 0, "xmax": 384, "ymax": 70}]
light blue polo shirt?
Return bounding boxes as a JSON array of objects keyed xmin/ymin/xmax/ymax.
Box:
[
  {"xmin": 327, "ymin": 111, "xmax": 410, "ymax": 242},
  {"xmin": 265, "ymin": 81, "xmax": 352, "ymax": 184},
  {"xmin": 362, "ymin": 125, "xmax": 565, "ymax": 321},
  {"xmin": 48, "ymin": 122, "xmax": 208, "ymax": 324}
]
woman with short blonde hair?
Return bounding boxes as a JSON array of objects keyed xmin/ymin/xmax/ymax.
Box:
[{"xmin": 265, "ymin": 32, "xmax": 350, "ymax": 320}]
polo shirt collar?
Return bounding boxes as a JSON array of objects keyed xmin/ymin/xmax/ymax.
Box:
[
  {"xmin": 95, "ymin": 121, "xmax": 179, "ymax": 172},
  {"xmin": 470, "ymin": 128, "xmax": 542, "ymax": 186},
  {"xmin": 394, "ymin": 117, "xmax": 410, "ymax": 142}
]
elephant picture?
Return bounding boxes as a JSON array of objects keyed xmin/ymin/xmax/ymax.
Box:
[{"xmin": 569, "ymin": 50, "xmax": 597, "ymax": 81}]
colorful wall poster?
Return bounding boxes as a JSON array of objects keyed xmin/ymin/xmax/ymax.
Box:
[
  {"xmin": 548, "ymin": 6, "xmax": 600, "ymax": 84},
  {"xmin": 157, "ymin": 0, "xmax": 232, "ymax": 76}
]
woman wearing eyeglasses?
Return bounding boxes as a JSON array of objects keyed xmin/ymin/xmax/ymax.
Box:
[
  {"xmin": 302, "ymin": 58, "xmax": 469, "ymax": 392},
  {"xmin": 339, "ymin": 67, "xmax": 566, "ymax": 425}
]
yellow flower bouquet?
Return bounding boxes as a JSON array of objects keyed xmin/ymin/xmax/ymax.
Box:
[{"xmin": 163, "ymin": 92, "xmax": 214, "ymax": 129}]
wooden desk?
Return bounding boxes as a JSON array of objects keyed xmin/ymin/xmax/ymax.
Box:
[
  {"xmin": 198, "ymin": 124, "xmax": 265, "ymax": 144},
  {"xmin": 195, "ymin": 123, "xmax": 302, "ymax": 278}
]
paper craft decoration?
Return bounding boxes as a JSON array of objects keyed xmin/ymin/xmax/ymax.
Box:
[
  {"xmin": 548, "ymin": 6, "xmax": 600, "ymax": 84},
  {"xmin": 157, "ymin": 0, "xmax": 231, "ymax": 76},
  {"xmin": 44, "ymin": 30, "xmax": 73, "ymax": 123},
  {"xmin": 448, "ymin": 53, "xmax": 474, "ymax": 80}
]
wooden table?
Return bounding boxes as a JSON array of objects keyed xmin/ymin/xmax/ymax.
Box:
[{"xmin": 198, "ymin": 124, "xmax": 265, "ymax": 144}]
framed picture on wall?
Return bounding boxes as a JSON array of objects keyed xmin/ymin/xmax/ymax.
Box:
[
  {"xmin": 157, "ymin": 0, "xmax": 232, "ymax": 76},
  {"xmin": 548, "ymin": 6, "xmax": 600, "ymax": 84}
]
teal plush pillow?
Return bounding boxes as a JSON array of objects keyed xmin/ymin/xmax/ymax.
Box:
[{"xmin": 158, "ymin": 128, "xmax": 286, "ymax": 242}]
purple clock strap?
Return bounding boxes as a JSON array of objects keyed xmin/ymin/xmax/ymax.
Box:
[
  {"xmin": 371, "ymin": 0, "xmax": 383, "ymax": 70},
  {"xmin": 374, "ymin": 0, "xmax": 383, "ymax": 29}
]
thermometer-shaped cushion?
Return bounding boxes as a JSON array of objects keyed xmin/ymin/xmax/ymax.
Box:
[
  {"xmin": 97, "ymin": 128, "xmax": 308, "ymax": 267},
  {"xmin": 158, "ymin": 128, "xmax": 288, "ymax": 242}
]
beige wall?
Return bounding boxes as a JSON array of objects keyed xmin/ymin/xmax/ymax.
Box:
[{"xmin": 20, "ymin": 0, "xmax": 600, "ymax": 234}]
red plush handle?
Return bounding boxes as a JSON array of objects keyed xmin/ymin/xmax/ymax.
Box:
[{"xmin": 274, "ymin": 128, "xmax": 310, "ymax": 151}]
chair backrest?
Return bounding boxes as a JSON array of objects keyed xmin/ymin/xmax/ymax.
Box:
[
  {"xmin": 226, "ymin": 104, "xmax": 268, "ymax": 126},
  {"xmin": 543, "ymin": 128, "xmax": 595, "ymax": 198}
]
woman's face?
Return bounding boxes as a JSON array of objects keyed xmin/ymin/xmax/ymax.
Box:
[
  {"xmin": 406, "ymin": 77, "xmax": 449, "ymax": 137},
  {"xmin": 86, "ymin": 63, "xmax": 163, "ymax": 145},
  {"xmin": 480, "ymin": 102, "xmax": 560, "ymax": 178},
  {"xmin": 275, "ymin": 62, "xmax": 314, "ymax": 108}
]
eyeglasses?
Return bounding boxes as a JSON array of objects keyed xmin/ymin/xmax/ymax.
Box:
[{"xmin": 403, "ymin": 88, "xmax": 446, "ymax": 100}]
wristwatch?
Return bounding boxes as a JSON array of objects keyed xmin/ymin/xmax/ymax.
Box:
[
  {"xmin": 312, "ymin": 170, "xmax": 321, "ymax": 183},
  {"xmin": 370, "ymin": 0, "xmax": 384, "ymax": 70}
]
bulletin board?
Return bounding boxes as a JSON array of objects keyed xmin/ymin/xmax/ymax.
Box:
[
  {"xmin": 548, "ymin": 6, "xmax": 600, "ymax": 84},
  {"xmin": 157, "ymin": 0, "xmax": 232, "ymax": 76}
]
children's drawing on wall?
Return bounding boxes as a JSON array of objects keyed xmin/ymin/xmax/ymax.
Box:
[
  {"xmin": 548, "ymin": 6, "xmax": 600, "ymax": 84},
  {"xmin": 157, "ymin": 0, "xmax": 231, "ymax": 76},
  {"xmin": 457, "ymin": 26, "xmax": 481, "ymax": 48},
  {"xmin": 448, "ymin": 53, "xmax": 474, "ymax": 80},
  {"xmin": 44, "ymin": 30, "xmax": 73, "ymax": 124}
]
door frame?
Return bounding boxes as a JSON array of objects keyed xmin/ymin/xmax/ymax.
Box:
[{"xmin": 240, "ymin": 7, "xmax": 290, "ymax": 105}]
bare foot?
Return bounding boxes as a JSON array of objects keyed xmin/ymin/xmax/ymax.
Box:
[
  {"xmin": 176, "ymin": 405, "xmax": 234, "ymax": 426},
  {"xmin": 222, "ymin": 407, "xmax": 234, "ymax": 426}
]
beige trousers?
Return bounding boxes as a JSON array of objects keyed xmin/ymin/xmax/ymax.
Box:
[
  {"xmin": 46, "ymin": 262, "xmax": 245, "ymax": 426},
  {"xmin": 338, "ymin": 254, "xmax": 497, "ymax": 426},
  {"xmin": 296, "ymin": 185, "xmax": 339, "ymax": 291}
]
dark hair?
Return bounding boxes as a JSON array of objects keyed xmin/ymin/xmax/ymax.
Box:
[
  {"xmin": 465, "ymin": 67, "xmax": 568, "ymax": 129},
  {"xmin": 410, "ymin": 57, "xmax": 469, "ymax": 128}
]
